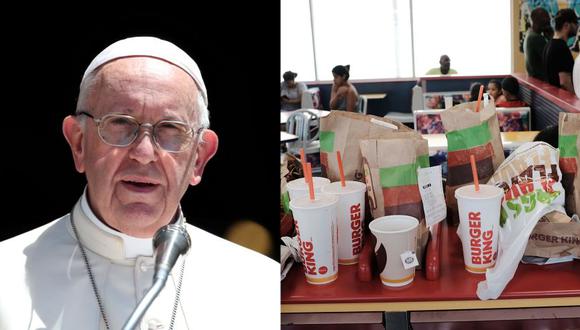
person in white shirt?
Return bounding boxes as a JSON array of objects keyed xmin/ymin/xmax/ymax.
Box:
[{"xmin": 0, "ymin": 36, "xmax": 279, "ymax": 330}]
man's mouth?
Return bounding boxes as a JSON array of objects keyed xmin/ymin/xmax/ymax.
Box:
[{"xmin": 121, "ymin": 178, "xmax": 160, "ymax": 192}]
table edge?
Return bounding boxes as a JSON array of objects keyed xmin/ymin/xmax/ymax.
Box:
[{"xmin": 281, "ymin": 297, "xmax": 580, "ymax": 313}]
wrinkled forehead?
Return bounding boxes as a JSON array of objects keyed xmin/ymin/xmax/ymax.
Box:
[{"xmin": 87, "ymin": 57, "xmax": 199, "ymax": 118}]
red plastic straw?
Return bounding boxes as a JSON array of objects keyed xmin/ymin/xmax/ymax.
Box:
[
  {"xmin": 300, "ymin": 148, "xmax": 308, "ymax": 183},
  {"xmin": 305, "ymin": 162, "xmax": 315, "ymax": 200},
  {"xmin": 470, "ymin": 154, "xmax": 480, "ymax": 192},
  {"xmin": 336, "ymin": 151, "xmax": 346, "ymax": 187},
  {"xmin": 475, "ymin": 85, "xmax": 484, "ymax": 113}
]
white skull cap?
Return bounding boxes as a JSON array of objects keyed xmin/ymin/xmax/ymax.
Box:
[{"xmin": 81, "ymin": 36, "xmax": 208, "ymax": 107}]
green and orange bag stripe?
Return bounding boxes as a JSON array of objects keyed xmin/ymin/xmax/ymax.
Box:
[
  {"xmin": 560, "ymin": 135, "xmax": 578, "ymax": 175},
  {"xmin": 558, "ymin": 112, "xmax": 580, "ymax": 216},
  {"xmin": 380, "ymin": 155, "xmax": 429, "ymax": 221},
  {"xmin": 446, "ymin": 121, "xmax": 495, "ymax": 185},
  {"xmin": 319, "ymin": 131, "xmax": 335, "ymax": 178}
]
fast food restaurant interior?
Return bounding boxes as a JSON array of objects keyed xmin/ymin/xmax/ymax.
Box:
[{"xmin": 280, "ymin": 1, "xmax": 580, "ymax": 329}]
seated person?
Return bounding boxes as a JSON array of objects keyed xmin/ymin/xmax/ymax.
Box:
[
  {"xmin": 487, "ymin": 79, "xmax": 504, "ymax": 103},
  {"xmin": 329, "ymin": 65, "xmax": 359, "ymax": 112},
  {"xmin": 425, "ymin": 54, "xmax": 458, "ymax": 75},
  {"xmin": 469, "ymin": 82, "xmax": 486, "ymax": 101},
  {"xmin": 496, "ymin": 77, "xmax": 528, "ymax": 108},
  {"xmin": 281, "ymin": 71, "xmax": 307, "ymax": 111}
]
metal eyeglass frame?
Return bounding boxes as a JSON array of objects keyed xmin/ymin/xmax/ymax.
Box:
[{"xmin": 76, "ymin": 111, "xmax": 205, "ymax": 153}]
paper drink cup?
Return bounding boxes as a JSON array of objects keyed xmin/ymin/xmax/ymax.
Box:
[
  {"xmin": 321, "ymin": 181, "xmax": 366, "ymax": 265},
  {"xmin": 287, "ymin": 177, "xmax": 331, "ymax": 201},
  {"xmin": 455, "ymin": 184, "xmax": 503, "ymax": 274},
  {"xmin": 290, "ymin": 193, "xmax": 339, "ymax": 285},
  {"xmin": 369, "ymin": 215, "xmax": 419, "ymax": 287}
]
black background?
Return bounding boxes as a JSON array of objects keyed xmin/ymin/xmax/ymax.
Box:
[{"xmin": 2, "ymin": 5, "xmax": 280, "ymax": 259}]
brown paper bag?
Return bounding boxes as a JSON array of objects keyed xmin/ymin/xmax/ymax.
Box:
[
  {"xmin": 359, "ymin": 136, "xmax": 430, "ymax": 267},
  {"xmin": 525, "ymin": 213, "xmax": 580, "ymax": 259},
  {"xmin": 558, "ymin": 112, "xmax": 580, "ymax": 216},
  {"xmin": 319, "ymin": 111, "xmax": 412, "ymax": 182},
  {"xmin": 441, "ymin": 101, "xmax": 505, "ymax": 225}
]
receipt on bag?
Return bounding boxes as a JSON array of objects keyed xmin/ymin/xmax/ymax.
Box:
[{"xmin": 417, "ymin": 165, "xmax": 446, "ymax": 226}]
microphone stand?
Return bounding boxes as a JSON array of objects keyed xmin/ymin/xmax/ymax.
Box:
[
  {"xmin": 122, "ymin": 224, "xmax": 191, "ymax": 330},
  {"xmin": 122, "ymin": 278, "xmax": 166, "ymax": 329}
]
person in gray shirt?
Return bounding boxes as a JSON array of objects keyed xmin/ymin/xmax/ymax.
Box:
[
  {"xmin": 524, "ymin": 7, "xmax": 552, "ymax": 81},
  {"xmin": 281, "ymin": 71, "xmax": 307, "ymax": 111}
]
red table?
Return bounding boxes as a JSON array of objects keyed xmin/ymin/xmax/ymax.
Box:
[{"xmin": 282, "ymin": 223, "xmax": 580, "ymax": 313}]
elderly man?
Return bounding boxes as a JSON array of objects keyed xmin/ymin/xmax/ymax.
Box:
[{"xmin": 0, "ymin": 37, "xmax": 278, "ymax": 329}]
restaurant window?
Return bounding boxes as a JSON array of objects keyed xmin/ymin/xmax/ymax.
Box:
[
  {"xmin": 412, "ymin": 0, "xmax": 511, "ymax": 76},
  {"xmin": 281, "ymin": 0, "xmax": 512, "ymax": 80},
  {"xmin": 281, "ymin": 0, "xmax": 317, "ymax": 81}
]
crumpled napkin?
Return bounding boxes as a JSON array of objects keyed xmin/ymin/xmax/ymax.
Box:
[{"xmin": 280, "ymin": 236, "xmax": 301, "ymax": 281}]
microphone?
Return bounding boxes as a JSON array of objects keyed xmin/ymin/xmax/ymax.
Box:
[
  {"xmin": 122, "ymin": 224, "xmax": 191, "ymax": 330},
  {"xmin": 153, "ymin": 224, "xmax": 191, "ymax": 281}
]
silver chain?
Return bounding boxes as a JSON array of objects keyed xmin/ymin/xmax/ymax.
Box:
[{"xmin": 70, "ymin": 213, "xmax": 185, "ymax": 329}]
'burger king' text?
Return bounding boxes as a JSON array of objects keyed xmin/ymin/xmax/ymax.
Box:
[
  {"xmin": 350, "ymin": 203, "xmax": 363, "ymax": 255},
  {"xmin": 468, "ymin": 212, "xmax": 493, "ymax": 264},
  {"xmin": 294, "ymin": 220, "xmax": 318, "ymax": 275}
]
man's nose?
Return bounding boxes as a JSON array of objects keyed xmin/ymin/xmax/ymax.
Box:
[{"xmin": 129, "ymin": 131, "xmax": 158, "ymax": 164}]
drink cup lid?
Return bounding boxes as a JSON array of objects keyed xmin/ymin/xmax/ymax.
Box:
[
  {"xmin": 455, "ymin": 184, "xmax": 503, "ymax": 200},
  {"xmin": 290, "ymin": 193, "xmax": 338, "ymax": 210},
  {"xmin": 321, "ymin": 180, "xmax": 366, "ymax": 194}
]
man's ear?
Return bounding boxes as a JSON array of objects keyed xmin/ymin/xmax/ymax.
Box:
[
  {"xmin": 190, "ymin": 129, "xmax": 218, "ymax": 186},
  {"xmin": 62, "ymin": 115, "xmax": 86, "ymax": 173}
]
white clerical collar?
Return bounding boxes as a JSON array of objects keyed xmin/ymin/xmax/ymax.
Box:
[{"xmin": 71, "ymin": 189, "xmax": 184, "ymax": 264}]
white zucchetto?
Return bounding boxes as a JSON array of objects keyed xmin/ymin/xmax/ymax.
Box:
[{"xmin": 81, "ymin": 36, "xmax": 208, "ymax": 107}]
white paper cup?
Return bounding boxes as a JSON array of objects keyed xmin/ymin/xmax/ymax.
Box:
[
  {"xmin": 321, "ymin": 181, "xmax": 366, "ymax": 265},
  {"xmin": 369, "ymin": 215, "xmax": 419, "ymax": 287},
  {"xmin": 290, "ymin": 193, "xmax": 339, "ymax": 285},
  {"xmin": 287, "ymin": 177, "xmax": 331, "ymax": 201},
  {"xmin": 455, "ymin": 184, "xmax": 503, "ymax": 274}
]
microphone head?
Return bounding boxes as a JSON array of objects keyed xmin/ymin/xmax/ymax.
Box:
[
  {"xmin": 153, "ymin": 224, "xmax": 191, "ymax": 255},
  {"xmin": 153, "ymin": 224, "xmax": 191, "ymax": 281}
]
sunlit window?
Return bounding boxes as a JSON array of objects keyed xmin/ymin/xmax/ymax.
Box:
[
  {"xmin": 311, "ymin": 0, "xmax": 413, "ymax": 80},
  {"xmin": 281, "ymin": 0, "xmax": 316, "ymax": 81},
  {"xmin": 412, "ymin": 0, "xmax": 511, "ymax": 76},
  {"xmin": 281, "ymin": 0, "xmax": 512, "ymax": 80}
]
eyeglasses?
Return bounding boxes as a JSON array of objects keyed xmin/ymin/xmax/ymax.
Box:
[{"xmin": 77, "ymin": 111, "xmax": 204, "ymax": 153}]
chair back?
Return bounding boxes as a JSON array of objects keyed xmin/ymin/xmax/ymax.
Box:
[
  {"xmin": 357, "ymin": 95, "xmax": 368, "ymax": 114},
  {"xmin": 285, "ymin": 110, "xmax": 320, "ymax": 150}
]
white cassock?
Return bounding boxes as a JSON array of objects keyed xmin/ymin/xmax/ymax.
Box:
[{"xmin": 0, "ymin": 192, "xmax": 279, "ymax": 329}]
